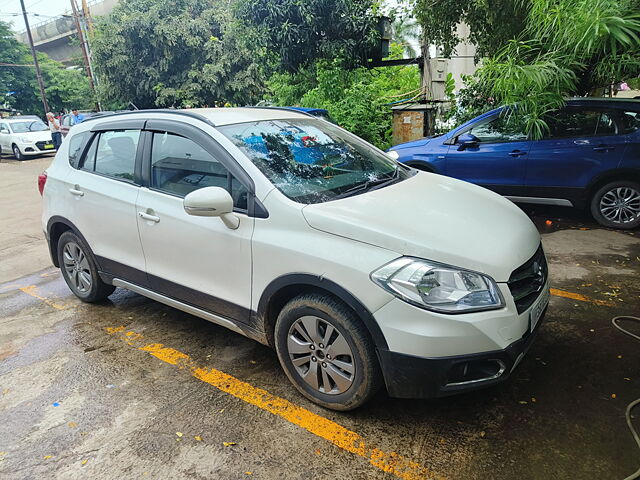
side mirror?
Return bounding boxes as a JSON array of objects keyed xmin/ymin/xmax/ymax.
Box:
[
  {"xmin": 456, "ymin": 133, "xmax": 479, "ymax": 151},
  {"xmin": 183, "ymin": 186, "xmax": 239, "ymax": 229},
  {"xmin": 0, "ymin": 129, "xmax": 8, "ymax": 134}
]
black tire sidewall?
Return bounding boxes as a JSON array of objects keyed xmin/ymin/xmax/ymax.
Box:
[
  {"xmin": 275, "ymin": 295, "xmax": 379, "ymax": 410},
  {"xmin": 57, "ymin": 231, "xmax": 108, "ymax": 302},
  {"xmin": 590, "ymin": 181, "xmax": 640, "ymax": 229},
  {"xmin": 12, "ymin": 145, "xmax": 24, "ymax": 161}
]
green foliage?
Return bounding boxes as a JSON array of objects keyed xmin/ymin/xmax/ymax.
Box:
[
  {"xmin": 91, "ymin": 0, "xmax": 265, "ymax": 109},
  {"xmin": 266, "ymin": 46, "xmax": 421, "ymax": 150},
  {"xmin": 440, "ymin": 0, "xmax": 640, "ymax": 138},
  {"xmin": 0, "ymin": 20, "xmax": 93, "ymax": 115},
  {"xmin": 414, "ymin": 0, "xmax": 528, "ymax": 59},
  {"xmin": 235, "ymin": 0, "xmax": 381, "ymax": 73}
]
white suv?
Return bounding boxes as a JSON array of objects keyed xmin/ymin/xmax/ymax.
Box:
[
  {"xmin": 41, "ymin": 108, "xmax": 549, "ymax": 410},
  {"xmin": 0, "ymin": 117, "xmax": 56, "ymax": 159}
]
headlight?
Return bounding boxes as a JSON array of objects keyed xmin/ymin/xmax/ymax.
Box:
[
  {"xmin": 19, "ymin": 137, "xmax": 32, "ymax": 143},
  {"xmin": 386, "ymin": 150, "xmax": 399, "ymax": 160},
  {"xmin": 371, "ymin": 258, "xmax": 504, "ymax": 313}
]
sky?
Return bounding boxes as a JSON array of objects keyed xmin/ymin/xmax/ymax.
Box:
[{"xmin": 1, "ymin": 0, "xmax": 75, "ymax": 33}]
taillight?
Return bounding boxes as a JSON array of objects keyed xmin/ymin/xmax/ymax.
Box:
[{"xmin": 38, "ymin": 172, "xmax": 47, "ymax": 196}]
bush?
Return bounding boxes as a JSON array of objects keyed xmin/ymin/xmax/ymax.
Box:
[{"xmin": 266, "ymin": 48, "xmax": 420, "ymax": 150}]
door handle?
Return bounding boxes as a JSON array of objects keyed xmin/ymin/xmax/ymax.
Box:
[
  {"xmin": 508, "ymin": 150, "xmax": 527, "ymax": 157},
  {"xmin": 593, "ymin": 145, "xmax": 613, "ymax": 152},
  {"xmin": 69, "ymin": 186, "xmax": 84, "ymax": 197},
  {"xmin": 138, "ymin": 211, "xmax": 160, "ymax": 223}
]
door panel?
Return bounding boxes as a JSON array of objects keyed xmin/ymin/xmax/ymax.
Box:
[
  {"xmin": 526, "ymin": 108, "xmax": 627, "ymax": 192},
  {"xmin": 619, "ymin": 110, "xmax": 640, "ymax": 170},
  {"xmin": 136, "ymin": 130, "xmax": 253, "ymax": 322},
  {"xmin": 64, "ymin": 129, "xmax": 146, "ymax": 283},
  {"xmin": 0, "ymin": 123, "xmax": 9, "ymax": 150},
  {"xmin": 136, "ymin": 188, "xmax": 253, "ymax": 321},
  {"xmin": 445, "ymin": 115, "xmax": 530, "ymax": 189}
]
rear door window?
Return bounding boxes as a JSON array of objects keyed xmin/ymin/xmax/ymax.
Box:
[
  {"xmin": 81, "ymin": 130, "xmax": 140, "ymax": 182},
  {"xmin": 545, "ymin": 108, "xmax": 619, "ymax": 138}
]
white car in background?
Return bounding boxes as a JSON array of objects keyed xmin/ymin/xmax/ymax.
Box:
[
  {"xmin": 0, "ymin": 117, "xmax": 55, "ymax": 160},
  {"xmin": 40, "ymin": 107, "xmax": 550, "ymax": 410}
]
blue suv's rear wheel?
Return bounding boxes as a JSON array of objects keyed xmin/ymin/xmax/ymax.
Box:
[{"xmin": 591, "ymin": 181, "xmax": 640, "ymax": 229}]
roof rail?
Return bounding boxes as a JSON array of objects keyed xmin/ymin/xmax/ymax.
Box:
[
  {"xmin": 246, "ymin": 106, "xmax": 317, "ymax": 118},
  {"xmin": 79, "ymin": 109, "xmax": 217, "ymax": 127}
]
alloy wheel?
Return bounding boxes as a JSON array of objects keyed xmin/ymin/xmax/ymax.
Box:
[
  {"xmin": 287, "ymin": 316, "xmax": 355, "ymax": 395},
  {"xmin": 599, "ymin": 186, "xmax": 640, "ymax": 225},
  {"xmin": 62, "ymin": 241, "xmax": 92, "ymax": 293}
]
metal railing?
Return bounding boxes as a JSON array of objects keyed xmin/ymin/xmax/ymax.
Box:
[{"xmin": 18, "ymin": 0, "xmax": 104, "ymax": 34}]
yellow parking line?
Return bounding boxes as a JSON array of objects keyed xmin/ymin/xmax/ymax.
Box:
[
  {"xmin": 19, "ymin": 285, "xmax": 70, "ymax": 310},
  {"xmin": 550, "ymin": 288, "xmax": 614, "ymax": 307},
  {"xmin": 105, "ymin": 326, "xmax": 445, "ymax": 480}
]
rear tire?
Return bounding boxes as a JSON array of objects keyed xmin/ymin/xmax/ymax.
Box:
[
  {"xmin": 590, "ymin": 180, "xmax": 640, "ymax": 229},
  {"xmin": 57, "ymin": 231, "xmax": 115, "ymax": 302},
  {"xmin": 274, "ymin": 293, "xmax": 382, "ymax": 411},
  {"xmin": 12, "ymin": 144, "xmax": 25, "ymax": 161}
]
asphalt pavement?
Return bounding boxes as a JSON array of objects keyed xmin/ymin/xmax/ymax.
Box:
[{"xmin": 0, "ymin": 155, "xmax": 639, "ymax": 480}]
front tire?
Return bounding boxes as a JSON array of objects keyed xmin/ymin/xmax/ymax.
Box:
[
  {"xmin": 274, "ymin": 293, "xmax": 381, "ymax": 411},
  {"xmin": 12, "ymin": 144, "xmax": 25, "ymax": 161},
  {"xmin": 57, "ymin": 231, "xmax": 115, "ymax": 302},
  {"xmin": 590, "ymin": 181, "xmax": 640, "ymax": 229}
]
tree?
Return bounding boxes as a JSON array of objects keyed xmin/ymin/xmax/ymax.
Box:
[
  {"xmin": 414, "ymin": 0, "xmax": 528, "ymax": 59},
  {"xmin": 266, "ymin": 45, "xmax": 421, "ymax": 150},
  {"xmin": 0, "ymin": 20, "xmax": 93, "ymax": 115},
  {"xmin": 416, "ymin": 0, "xmax": 640, "ymax": 137},
  {"xmin": 392, "ymin": 16, "xmax": 421, "ymax": 58},
  {"xmin": 91, "ymin": 0, "xmax": 265, "ymax": 109},
  {"xmin": 471, "ymin": 0, "xmax": 640, "ymax": 137},
  {"xmin": 235, "ymin": 0, "xmax": 381, "ymax": 72}
]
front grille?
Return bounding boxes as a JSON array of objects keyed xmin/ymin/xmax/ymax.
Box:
[
  {"xmin": 36, "ymin": 141, "xmax": 53, "ymax": 151},
  {"xmin": 508, "ymin": 245, "xmax": 548, "ymax": 314}
]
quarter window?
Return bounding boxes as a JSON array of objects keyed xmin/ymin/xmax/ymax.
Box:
[
  {"xmin": 150, "ymin": 132, "xmax": 248, "ymax": 210},
  {"xmin": 620, "ymin": 110, "xmax": 640, "ymax": 134},
  {"xmin": 81, "ymin": 130, "xmax": 139, "ymax": 182},
  {"xmin": 68, "ymin": 132, "xmax": 90, "ymax": 168}
]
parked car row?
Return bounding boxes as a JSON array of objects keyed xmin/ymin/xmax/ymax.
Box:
[
  {"xmin": 41, "ymin": 107, "xmax": 549, "ymax": 410},
  {"xmin": 388, "ymin": 98, "xmax": 640, "ymax": 229}
]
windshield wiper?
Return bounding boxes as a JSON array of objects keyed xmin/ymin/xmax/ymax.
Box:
[{"xmin": 333, "ymin": 166, "xmax": 401, "ymax": 200}]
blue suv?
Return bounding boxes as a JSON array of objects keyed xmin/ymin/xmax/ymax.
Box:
[{"xmin": 388, "ymin": 98, "xmax": 640, "ymax": 229}]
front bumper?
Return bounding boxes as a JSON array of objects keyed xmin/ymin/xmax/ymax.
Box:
[
  {"xmin": 378, "ymin": 306, "xmax": 547, "ymax": 399},
  {"xmin": 17, "ymin": 140, "xmax": 56, "ymax": 154}
]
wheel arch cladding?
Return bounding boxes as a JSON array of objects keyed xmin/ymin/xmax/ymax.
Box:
[
  {"xmin": 46, "ymin": 217, "xmax": 90, "ymax": 268},
  {"xmin": 256, "ymin": 274, "xmax": 389, "ymax": 351},
  {"xmin": 587, "ymin": 168, "xmax": 640, "ymax": 199}
]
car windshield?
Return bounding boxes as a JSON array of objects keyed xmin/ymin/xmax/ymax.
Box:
[
  {"xmin": 219, "ymin": 119, "xmax": 409, "ymax": 203},
  {"xmin": 10, "ymin": 120, "xmax": 48, "ymax": 133}
]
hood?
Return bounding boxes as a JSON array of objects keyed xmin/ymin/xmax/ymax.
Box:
[
  {"xmin": 302, "ymin": 173, "xmax": 540, "ymax": 282},
  {"xmin": 14, "ymin": 130, "xmax": 51, "ymax": 141},
  {"xmin": 388, "ymin": 136, "xmax": 436, "ymax": 150}
]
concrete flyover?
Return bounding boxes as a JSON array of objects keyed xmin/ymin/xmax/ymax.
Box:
[{"xmin": 15, "ymin": 0, "xmax": 119, "ymax": 64}]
